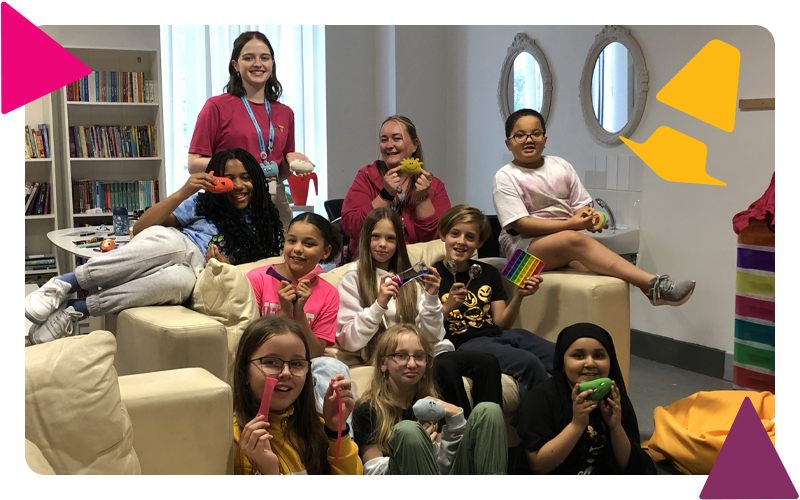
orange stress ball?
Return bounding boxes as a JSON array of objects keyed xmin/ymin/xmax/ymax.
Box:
[{"xmin": 100, "ymin": 239, "xmax": 116, "ymax": 252}]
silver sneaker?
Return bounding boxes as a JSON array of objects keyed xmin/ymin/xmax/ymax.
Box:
[
  {"xmin": 647, "ymin": 275, "xmax": 696, "ymax": 306},
  {"xmin": 25, "ymin": 277, "xmax": 71, "ymax": 324},
  {"xmin": 28, "ymin": 305, "xmax": 84, "ymax": 345}
]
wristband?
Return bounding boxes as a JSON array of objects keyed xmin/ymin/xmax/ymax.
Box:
[
  {"xmin": 415, "ymin": 194, "xmax": 430, "ymax": 203},
  {"xmin": 325, "ymin": 423, "xmax": 350, "ymax": 439},
  {"xmin": 380, "ymin": 188, "xmax": 394, "ymax": 201}
]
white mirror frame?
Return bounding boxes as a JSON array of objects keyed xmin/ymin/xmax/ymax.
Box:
[
  {"xmin": 579, "ymin": 25, "xmax": 649, "ymax": 145},
  {"xmin": 497, "ymin": 33, "xmax": 553, "ymax": 125}
]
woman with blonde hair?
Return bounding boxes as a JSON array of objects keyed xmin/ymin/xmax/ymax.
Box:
[
  {"xmin": 340, "ymin": 115, "xmax": 451, "ymax": 259},
  {"xmin": 351, "ymin": 324, "xmax": 507, "ymax": 475}
]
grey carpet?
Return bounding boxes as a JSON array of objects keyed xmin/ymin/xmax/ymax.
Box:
[{"xmin": 628, "ymin": 355, "xmax": 734, "ymax": 475}]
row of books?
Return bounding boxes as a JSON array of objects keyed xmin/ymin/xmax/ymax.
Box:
[
  {"xmin": 25, "ymin": 124, "xmax": 51, "ymax": 159},
  {"xmin": 69, "ymin": 125, "xmax": 158, "ymax": 158},
  {"xmin": 25, "ymin": 182, "xmax": 51, "ymax": 215},
  {"xmin": 25, "ymin": 255, "xmax": 56, "ymax": 272},
  {"xmin": 72, "ymin": 179, "xmax": 160, "ymax": 214},
  {"xmin": 67, "ymin": 71, "xmax": 156, "ymax": 103}
]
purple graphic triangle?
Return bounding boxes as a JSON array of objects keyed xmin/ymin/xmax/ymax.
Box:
[
  {"xmin": 701, "ymin": 396, "xmax": 796, "ymax": 499},
  {"xmin": 1, "ymin": 2, "xmax": 91, "ymax": 113}
]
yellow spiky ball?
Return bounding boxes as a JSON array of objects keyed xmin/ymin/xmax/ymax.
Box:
[{"xmin": 399, "ymin": 157, "xmax": 423, "ymax": 176}]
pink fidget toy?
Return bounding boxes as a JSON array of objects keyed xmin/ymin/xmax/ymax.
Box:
[
  {"xmin": 257, "ymin": 377, "xmax": 277, "ymax": 418},
  {"xmin": 501, "ymin": 249, "xmax": 545, "ymax": 287}
]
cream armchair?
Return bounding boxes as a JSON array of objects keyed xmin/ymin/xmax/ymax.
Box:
[
  {"xmin": 103, "ymin": 240, "xmax": 631, "ymax": 447},
  {"xmin": 25, "ymin": 331, "xmax": 233, "ymax": 474}
]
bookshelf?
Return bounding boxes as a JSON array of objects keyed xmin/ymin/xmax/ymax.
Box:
[
  {"xmin": 55, "ymin": 46, "xmax": 165, "ymax": 273},
  {"xmin": 25, "ymin": 93, "xmax": 61, "ymax": 281}
]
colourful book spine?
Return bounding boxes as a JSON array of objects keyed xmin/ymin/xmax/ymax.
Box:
[
  {"xmin": 138, "ymin": 72, "xmax": 144, "ymax": 103},
  {"xmin": 26, "ymin": 258, "xmax": 56, "ymax": 266},
  {"xmin": 25, "ymin": 126, "xmax": 33, "ymax": 158},
  {"xmin": 39, "ymin": 124, "xmax": 50, "ymax": 158},
  {"xmin": 43, "ymin": 182, "xmax": 51, "ymax": 214},
  {"xmin": 89, "ymin": 71, "xmax": 94, "ymax": 102},
  {"xmin": 35, "ymin": 130, "xmax": 45, "ymax": 157}
]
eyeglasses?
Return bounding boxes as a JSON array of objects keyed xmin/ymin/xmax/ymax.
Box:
[
  {"xmin": 508, "ymin": 130, "xmax": 545, "ymax": 143},
  {"xmin": 250, "ymin": 356, "xmax": 310, "ymax": 377},
  {"xmin": 387, "ymin": 352, "xmax": 431, "ymax": 365}
]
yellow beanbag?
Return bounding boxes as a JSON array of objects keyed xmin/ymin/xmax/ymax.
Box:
[{"xmin": 643, "ymin": 390, "xmax": 775, "ymax": 475}]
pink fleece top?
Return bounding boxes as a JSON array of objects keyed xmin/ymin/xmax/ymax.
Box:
[
  {"xmin": 340, "ymin": 161, "xmax": 451, "ymax": 258},
  {"xmin": 246, "ymin": 264, "xmax": 339, "ymax": 346}
]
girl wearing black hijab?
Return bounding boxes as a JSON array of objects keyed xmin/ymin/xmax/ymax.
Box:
[{"xmin": 513, "ymin": 323, "xmax": 655, "ymax": 474}]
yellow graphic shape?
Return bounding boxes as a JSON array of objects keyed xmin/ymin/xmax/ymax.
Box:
[
  {"xmin": 656, "ymin": 40, "xmax": 740, "ymax": 132},
  {"xmin": 621, "ymin": 127, "xmax": 726, "ymax": 186}
]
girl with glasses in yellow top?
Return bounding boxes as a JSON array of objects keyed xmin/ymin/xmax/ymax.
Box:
[{"xmin": 232, "ymin": 316, "xmax": 363, "ymax": 475}]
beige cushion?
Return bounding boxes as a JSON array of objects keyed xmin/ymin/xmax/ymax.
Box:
[
  {"xmin": 25, "ymin": 331, "xmax": 140, "ymax": 474},
  {"xmin": 191, "ymin": 258, "xmax": 270, "ymax": 384},
  {"xmin": 118, "ymin": 368, "xmax": 233, "ymax": 474},
  {"xmin": 234, "ymin": 256, "xmax": 284, "ymax": 276},
  {"xmin": 406, "ymin": 239, "xmax": 447, "ymax": 267},
  {"xmin": 487, "ymin": 263, "xmax": 632, "ymax": 387},
  {"xmin": 25, "ymin": 439, "xmax": 55, "ymax": 475}
]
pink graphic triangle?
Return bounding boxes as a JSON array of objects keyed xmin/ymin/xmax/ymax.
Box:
[
  {"xmin": 1, "ymin": 2, "xmax": 91, "ymax": 113},
  {"xmin": 701, "ymin": 397, "xmax": 796, "ymax": 499}
]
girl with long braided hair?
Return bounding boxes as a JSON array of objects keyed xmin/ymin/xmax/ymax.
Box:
[{"xmin": 26, "ymin": 148, "xmax": 283, "ymax": 344}]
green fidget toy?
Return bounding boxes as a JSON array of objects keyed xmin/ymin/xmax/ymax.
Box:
[
  {"xmin": 581, "ymin": 209, "xmax": 608, "ymax": 231},
  {"xmin": 578, "ymin": 377, "xmax": 613, "ymax": 400}
]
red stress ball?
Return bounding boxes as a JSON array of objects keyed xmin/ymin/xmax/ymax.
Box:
[{"xmin": 100, "ymin": 239, "xmax": 116, "ymax": 252}]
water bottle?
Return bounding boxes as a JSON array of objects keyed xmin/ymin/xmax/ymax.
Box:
[{"xmin": 113, "ymin": 207, "xmax": 129, "ymax": 236}]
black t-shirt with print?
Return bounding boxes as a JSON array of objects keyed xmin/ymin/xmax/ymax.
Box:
[
  {"xmin": 352, "ymin": 401, "xmax": 415, "ymax": 449},
  {"xmin": 433, "ymin": 259, "xmax": 508, "ymax": 349},
  {"xmin": 515, "ymin": 377, "xmax": 619, "ymax": 475}
]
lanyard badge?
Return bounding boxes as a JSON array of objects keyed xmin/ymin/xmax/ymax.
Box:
[{"xmin": 241, "ymin": 97, "xmax": 280, "ymax": 178}]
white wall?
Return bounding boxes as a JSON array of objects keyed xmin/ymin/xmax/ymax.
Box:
[
  {"xmin": 325, "ymin": 26, "xmax": 379, "ymax": 201},
  {"xmin": 40, "ymin": 26, "xmax": 159, "ymax": 50},
  {"xmin": 326, "ymin": 25, "xmax": 775, "ymax": 353}
]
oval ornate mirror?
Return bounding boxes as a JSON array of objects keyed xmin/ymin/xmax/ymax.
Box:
[
  {"xmin": 579, "ymin": 26, "xmax": 649, "ymax": 145},
  {"xmin": 498, "ymin": 33, "xmax": 553, "ymax": 125}
]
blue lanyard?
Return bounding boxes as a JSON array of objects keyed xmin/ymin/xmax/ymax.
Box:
[{"xmin": 241, "ymin": 96, "xmax": 274, "ymax": 161}]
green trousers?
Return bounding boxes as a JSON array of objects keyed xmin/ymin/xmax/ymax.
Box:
[{"xmin": 387, "ymin": 402, "xmax": 507, "ymax": 475}]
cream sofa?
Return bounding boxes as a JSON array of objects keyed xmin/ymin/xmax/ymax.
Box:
[
  {"xmin": 25, "ymin": 331, "xmax": 233, "ymax": 474},
  {"xmin": 106, "ymin": 240, "xmax": 630, "ymax": 447}
]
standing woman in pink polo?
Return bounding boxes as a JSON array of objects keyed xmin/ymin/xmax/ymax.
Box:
[
  {"xmin": 189, "ymin": 31, "xmax": 313, "ymax": 232},
  {"xmin": 341, "ymin": 115, "xmax": 451, "ymax": 260}
]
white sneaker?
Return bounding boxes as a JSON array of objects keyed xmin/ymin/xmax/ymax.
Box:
[
  {"xmin": 25, "ymin": 277, "xmax": 71, "ymax": 324},
  {"xmin": 28, "ymin": 305, "xmax": 84, "ymax": 345}
]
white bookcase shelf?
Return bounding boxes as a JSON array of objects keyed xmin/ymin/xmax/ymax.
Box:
[
  {"xmin": 58, "ymin": 47, "xmax": 165, "ymax": 252},
  {"xmin": 25, "ymin": 93, "xmax": 60, "ymax": 280},
  {"xmin": 23, "ymin": 46, "xmax": 166, "ymax": 279}
]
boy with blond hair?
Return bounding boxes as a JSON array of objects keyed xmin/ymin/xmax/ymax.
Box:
[{"xmin": 432, "ymin": 204, "xmax": 554, "ymax": 397}]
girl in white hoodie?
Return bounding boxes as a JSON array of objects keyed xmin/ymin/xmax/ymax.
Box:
[{"xmin": 337, "ymin": 207, "xmax": 502, "ymax": 419}]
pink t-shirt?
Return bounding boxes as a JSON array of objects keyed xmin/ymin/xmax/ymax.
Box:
[
  {"xmin": 246, "ymin": 264, "xmax": 339, "ymax": 346},
  {"xmin": 189, "ymin": 93, "xmax": 295, "ymax": 166}
]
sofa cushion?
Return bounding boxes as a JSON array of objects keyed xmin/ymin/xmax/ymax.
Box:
[
  {"xmin": 25, "ymin": 331, "xmax": 140, "ymax": 474},
  {"xmin": 233, "ymin": 256, "xmax": 284, "ymax": 277},
  {"xmin": 25, "ymin": 439, "xmax": 55, "ymax": 475},
  {"xmin": 191, "ymin": 258, "xmax": 273, "ymax": 383}
]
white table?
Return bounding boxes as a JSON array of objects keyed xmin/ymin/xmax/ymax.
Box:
[{"xmin": 47, "ymin": 226, "xmax": 127, "ymax": 260}]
